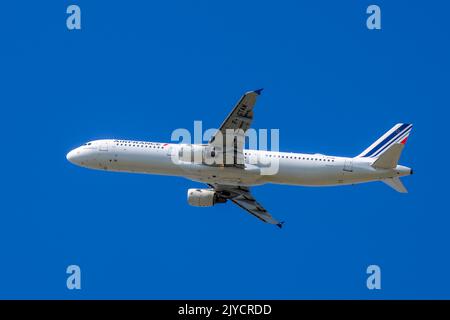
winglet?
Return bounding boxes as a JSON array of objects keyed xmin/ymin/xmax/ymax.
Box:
[
  {"xmin": 254, "ymin": 88, "xmax": 264, "ymax": 95},
  {"xmin": 276, "ymin": 221, "xmax": 285, "ymax": 229}
]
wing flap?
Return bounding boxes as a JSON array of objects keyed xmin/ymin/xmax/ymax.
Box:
[{"xmin": 211, "ymin": 184, "xmax": 284, "ymax": 228}]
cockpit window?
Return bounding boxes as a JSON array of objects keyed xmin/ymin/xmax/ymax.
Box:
[{"xmin": 83, "ymin": 142, "xmax": 92, "ymax": 146}]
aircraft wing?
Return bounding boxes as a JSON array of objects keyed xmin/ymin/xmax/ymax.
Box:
[
  {"xmin": 210, "ymin": 184, "xmax": 284, "ymax": 228},
  {"xmin": 208, "ymin": 89, "xmax": 263, "ymax": 168}
]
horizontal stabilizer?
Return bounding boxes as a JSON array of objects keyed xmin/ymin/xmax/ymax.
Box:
[
  {"xmin": 382, "ymin": 177, "xmax": 408, "ymax": 193},
  {"xmin": 371, "ymin": 143, "xmax": 404, "ymax": 169}
]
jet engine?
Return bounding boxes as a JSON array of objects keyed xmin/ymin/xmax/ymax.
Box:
[{"xmin": 187, "ymin": 188, "xmax": 227, "ymax": 207}]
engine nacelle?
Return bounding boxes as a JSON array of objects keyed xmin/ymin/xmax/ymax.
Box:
[{"xmin": 187, "ymin": 188, "xmax": 226, "ymax": 207}]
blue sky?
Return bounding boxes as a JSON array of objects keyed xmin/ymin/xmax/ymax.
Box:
[{"xmin": 0, "ymin": 1, "xmax": 449, "ymax": 299}]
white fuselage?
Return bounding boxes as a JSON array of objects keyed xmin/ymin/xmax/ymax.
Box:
[{"xmin": 66, "ymin": 139, "xmax": 412, "ymax": 187}]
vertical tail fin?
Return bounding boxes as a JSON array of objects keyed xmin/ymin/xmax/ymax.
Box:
[{"xmin": 357, "ymin": 123, "xmax": 413, "ymax": 158}]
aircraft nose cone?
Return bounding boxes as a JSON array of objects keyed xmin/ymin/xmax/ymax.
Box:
[
  {"xmin": 66, "ymin": 150, "xmax": 74, "ymax": 162},
  {"xmin": 66, "ymin": 149, "xmax": 79, "ymax": 164}
]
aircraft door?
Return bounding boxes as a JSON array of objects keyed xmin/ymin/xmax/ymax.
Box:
[
  {"xmin": 99, "ymin": 142, "xmax": 108, "ymax": 152},
  {"xmin": 166, "ymin": 145, "xmax": 174, "ymax": 157},
  {"xmin": 343, "ymin": 159, "xmax": 353, "ymax": 172}
]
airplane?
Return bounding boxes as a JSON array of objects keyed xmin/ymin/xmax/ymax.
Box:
[{"xmin": 66, "ymin": 89, "xmax": 413, "ymax": 228}]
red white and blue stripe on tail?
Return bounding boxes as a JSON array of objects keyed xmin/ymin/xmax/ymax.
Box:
[{"xmin": 357, "ymin": 123, "xmax": 413, "ymax": 158}]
